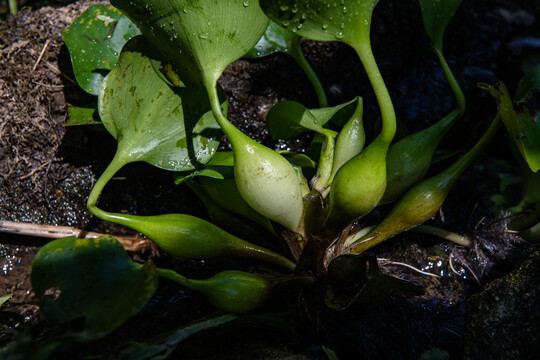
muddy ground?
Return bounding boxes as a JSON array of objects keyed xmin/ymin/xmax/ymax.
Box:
[{"xmin": 1, "ymin": 0, "xmax": 539, "ymax": 359}]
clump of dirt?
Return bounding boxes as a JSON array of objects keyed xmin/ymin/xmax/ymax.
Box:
[{"xmin": 0, "ymin": 1, "xmax": 108, "ymax": 226}]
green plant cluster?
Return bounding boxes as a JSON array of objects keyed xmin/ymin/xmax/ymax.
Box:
[{"xmin": 23, "ymin": 0, "xmax": 540, "ymax": 346}]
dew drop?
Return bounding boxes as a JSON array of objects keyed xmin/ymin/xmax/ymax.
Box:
[
  {"xmin": 279, "ymin": 5, "xmax": 289, "ymax": 11},
  {"xmin": 321, "ymin": 23, "xmax": 328, "ymax": 30},
  {"xmin": 243, "ymin": 0, "xmax": 249, "ymax": 7},
  {"xmin": 183, "ymin": 7, "xmax": 188, "ymax": 14},
  {"xmin": 335, "ymin": 31, "xmax": 344, "ymax": 39},
  {"xmin": 282, "ymin": 20, "xmax": 290, "ymax": 27},
  {"xmin": 199, "ymin": 32, "xmax": 209, "ymax": 39}
]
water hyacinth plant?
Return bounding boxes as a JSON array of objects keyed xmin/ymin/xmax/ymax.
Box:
[{"xmin": 26, "ymin": 0, "xmax": 540, "ymax": 344}]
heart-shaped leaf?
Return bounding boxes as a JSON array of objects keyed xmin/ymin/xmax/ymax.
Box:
[
  {"xmin": 30, "ymin": 236, "xmax": 158, "ymax": 341},
  {"xmin": 99, "ymin": 36, "xmax": 222, "ymax": 171},
  {"xmin": 110, "ymin": 0, "xmax": 269, "ymax": 87},
  {"xmin": 63, "ymin": 5, "xmax": 141, "ymax": 95},
  {"xmin": 260, "ymin": 0, "xmax": 379, "ymax": 45},
  {"xmin": 267, "ymin": 100, "xmax": 324, "ymax": 140},
  {"xmin": 418, "ymin": 0, "xmax": 463, "ymax": 51},
  {"xmin": 267, "ymin": 98, "xmax": 358, "ymax": 140}
]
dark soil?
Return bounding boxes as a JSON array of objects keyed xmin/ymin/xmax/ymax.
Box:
[{"xmin": 1, "ymin": 0, "xmax": 539, "ymax": 359}]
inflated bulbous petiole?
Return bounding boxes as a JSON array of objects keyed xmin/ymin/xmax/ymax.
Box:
[
  {"xmin": 324, "ymin": 136, "xmax": 389, "ymax": 231},
  {"xmin": 206, "ymin": 85, "xmax": 305, "ymax": 233},
  {"xmin": 345, "ymin": 115, "xmax": 502, "ymax": 256},
  {"xmin": 157, "ymin": 269, "xmax": 272, "ymax": 314},
  {"xmin": 157, "ymin": 268, "xmax": 315, "ymax": 314},
  {"xmin": 89, "ymin": 208, "xmax": 295, "ymax": 271},
  {"xmin": 381, "ymin": 109, "xmax": 461, "ymax": 204}
]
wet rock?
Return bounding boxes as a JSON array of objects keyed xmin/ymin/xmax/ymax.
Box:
[{"xmin": 464, "ymin": 249, "xmax": 540, "ymax": 359}]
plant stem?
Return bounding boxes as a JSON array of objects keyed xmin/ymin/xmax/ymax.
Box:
[
  {"xmin": 86, "ymin": 153, "xmax": 127, "ymax": 221},
  {"xmin": 415, "ymin": 224, "xmax": 472, "ymax": 247},
  {"xmin": 290, "ymin": 47, "xmax": 328, "ymax": 108},
  {"xmin": 352, "ymin": 40, "xmax": 396, "ymax": 145},
  {"xmin": 156, "ymin": 268, "xmax": 189, "ymax": 286},
  {"xmin": 435, "ymin": 48, "xmax": 466, "ymax": 116},
  {"xmin": 206, "ymin": 82, "xmax": 242, "ymax": 142},
  {"xmin": 9, "ymin": 0, "xmax": 18, "ymax": 15}
]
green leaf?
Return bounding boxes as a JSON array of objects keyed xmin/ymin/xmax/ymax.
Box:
[
  {"xmin": 515, "ymin": 63, "xmax": 540, "ymax": 100},
  {"xmin": 266, "ymin": 98, "xmax": 358, "ymax": 140},
  {"xmin": 315, "ymin": 97, "xmax": 359, "ymax": 127},
  {"xmin": 279, "ymin": 151, "xmax": 316, "ymax": 168},
  {"xmin": 0, "ymin": 294, "xmax": 12, "ymax": 307},
  {"xmin": 30, "ymin": 236, "xmax": 158, "ymax": 341},
  {"xmin": 65, "ymin": 104, "xmax": 102, "ymax": 127},
  {"xmin": 260, "ymin": 0, "xmax": 379, "ymax": 45},
  {"xmin": 116, "ymin": 314, "xmax": 236, "ymax": 360},
  {"xmin": 110, "ymin": 0, "xmax": 269, "ymax": 87},
  {"xmin": 267, "ymin": 100, "xmax": 324, "ymax": 140},
  {"xmin": 99, "ymin": 36, "xmax": 222, "ymax": 171},
  {"xmin": 62, "ymin": 5, "xmax": 141, "ymax": 95},
  {"xmin": 174, "ymin": 152, "xmax": 234, "ymax": 184},
  {"xmin": 323, "ymin": 346, "xmax": 340, "ymax": 360},
  {"xmin": 245, "ymin": 19, "xmax": 300, "ymax": 58},
  {"xmin": 418, "ymin": 0, "xmax": 463, "ymax": 51},
  {"xmin": 488, "ymin": 82, "xmax": 540, "ymax": 172}
]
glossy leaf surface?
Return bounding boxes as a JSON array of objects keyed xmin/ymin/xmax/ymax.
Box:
[
  {"xmin": 99, "ymin": 36, "xmax": 222, "ymax": 171},
  {"xmin": 418, "ymin": 0, "xmax": 463, "ymax": 51},
  {"xmin": 63, "ymin": 5, "xmax": 140, "ymax": 95},
  {"xmin": 111, "ymin": 0, "xmax": 269, "ymax": 87},
  {"xmin": 30, "ymin": 236, "xmax": 158, "ymax": 341},
  {"xmin": 267, "ymin": 100, "xmax": 324, "ymax": 140},
  {"xmin": 260, "ymin": 0, "xmax": 379, "ymax": 44},
  {"xmin": 246, "ymin": 19, "xmax": 300, "ymax": 58}
]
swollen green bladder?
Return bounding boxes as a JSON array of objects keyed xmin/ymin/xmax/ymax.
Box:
[
  {"xmin": 157, "ymin": 269, "xmax": 273, "ymax": 314},
  {"xmin": 84, "ymin": 211, "xmax": 294, "ymax": 271}
]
